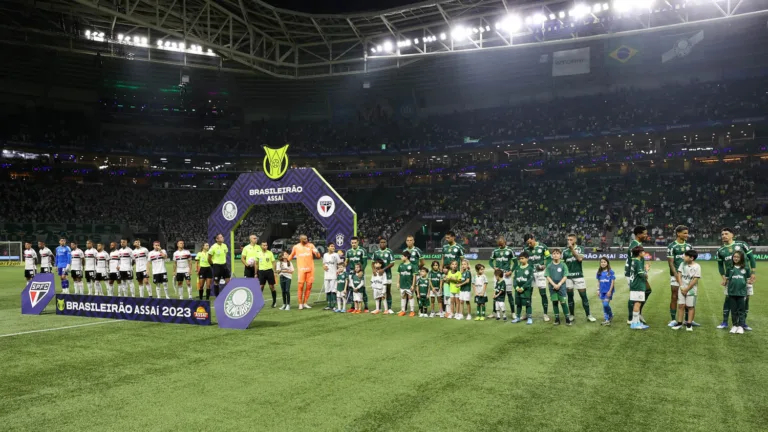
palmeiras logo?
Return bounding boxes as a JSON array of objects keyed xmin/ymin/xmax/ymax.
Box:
[
  {"xmin": 222, "ymin": 201, "xmax": 238, "ymax": 221},
  {"xmin": 29, "ymin": 281, "xmax": 52, "ymax": 308},
  {"xmin": 335, "ymin": 233, "xmax": 345, "ymax": 247},
  {"xmin": 317, "ymin": 195, "xmax": 335, "ymax": 218},
  {"xmin": 263, "ymin": 145, "xmax": 289, "ymax": 181},
  {"xmin": 224, "ymin": 287, "xmax": 253, "ymax": 319}
]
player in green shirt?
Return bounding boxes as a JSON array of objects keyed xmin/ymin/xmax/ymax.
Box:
[
  {"xmin": 716, "ymin": 228, "xmax": 757, "ymax": 330},
  {"xmin": 546, "ymin": 249, "xmax": 572, "ymax": 326},
  {"xmin": 372, "ymin": 238, "xmax": 396, "ymax": 311},
  {"xmin": 335, "ymin": 267, "xmax": 348, "ymax": 312},
  {"xmin": 428, "ymin": 261, "xmax": 444, "ymax": 317},
  {"xmin": 492, "ymin": 270, "xmax": 508, "ymax": 320},
  {"xmin": 397, "ymin": 251, "xmax": 417, "ymax": 316},
  {"xmin": 511, "ymin": 252, "xmax": 535, "ymax": 325},
  {"xmin": 666, "ymin": 226, "xmax": 696, "ymax": 326},
  {"xmin": 349, "ymin": 264, "xmax": 365, "ymax": 313},
  {"xmin": 489, "ymin": 236, "xmax": 517, "ymax": 320},
  {"xmin": 441, "ymin": 230, "xmax": 464, "ymax": 272},
  {"xmin": 725, "ymin": 250, "xmax": 751, "ymax": 334},
  {"xmin": 563, "ymin": 233, "xmax": 595, "ymax": 322},
  {"xmin": 458, "ymin": 260, "xmax": 473, "ymax": 320},
  {"xmin": 524, "ymin": 233, "xmax": 551, "ymax": 322},
  {"xmin": 628, "ymin": 246, "xmax": 650, "ymax": 330},
  {"xmin": 416, "ymin": 267, "xmax": 431, "ymax": 317},
  {"xmin": 345, "ymin": 236, "xmax": 369, "ymax": 312},
  {"xmin": 404, "ymin": 235, "xmax": 425, "ymax": 268},
  {"xmin": 625, "ymin": 226, "xmax": 649, "ymax": 325}
]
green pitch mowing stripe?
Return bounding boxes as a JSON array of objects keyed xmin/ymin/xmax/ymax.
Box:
[{"xmin": 0, "ymin": 261, "xmax": 765, "ymax": 432}]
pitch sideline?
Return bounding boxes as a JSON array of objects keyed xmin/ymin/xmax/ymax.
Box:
[{"xmin": 0, "ymin": 320, "xmax": 125, "ymax": 338}]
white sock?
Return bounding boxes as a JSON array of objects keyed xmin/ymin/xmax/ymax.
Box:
[
  {"xmin": 162, "ymin": 283, "xmax": 169, "ymax": 298},
  {"xmin": 409, "ymin": 299, "xmax": 415, "ymax": 312},
  {"xmin": 106, "ymin": 284, "xmax": 113, "ymax": 296},
  {"xmin": 129, "ymin": 283, "xmax": 135, "ymax": 297},
  {"xmin": 178, "ymin": 285, "xmax": 184, "ymax": 299},
  {"xmin": 187, "ymin": 285, "xmax": 193, "ymax": 299},
  {"xmin": 401, "ymin": 298, "xmax": 406, "ymax": 311},
  {"xmin": 78, "ymin": 282, "xmax": 83, "ymax": 295},
  {"xmin": 632, "ymin": 311, "xmax": 640, "ymax": 324}
]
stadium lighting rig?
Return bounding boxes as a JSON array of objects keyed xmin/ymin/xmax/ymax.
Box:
[{"xmin": 0, "ymin": 0, "xmax": 765, "ymax": 78}]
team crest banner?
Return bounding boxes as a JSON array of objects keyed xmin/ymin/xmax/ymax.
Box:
[
  {"xmin": 214, "ymin": 278, "xmax": 264, "ymax": 330},
  {"xmin": 21, "ymin": 273, "xmax": 56, "ymax": 314},
  {"xmin": 55, "ymin": 294, "xmax": 212, "ymax": 325}
]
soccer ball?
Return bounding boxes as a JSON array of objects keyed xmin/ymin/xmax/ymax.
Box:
[{"xmin": 247, "ymin": 258, "xmax": 256, "ymax": 267}]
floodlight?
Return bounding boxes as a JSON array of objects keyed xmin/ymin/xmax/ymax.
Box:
[
  {"xmin": 439, "ymin": 32, "xmax": 446, "ymax": 40},
  {"xmin": 117, "ymin": 34, "xmax": 124, "ymax": 41},
  {"xmin": 383, "ymin": 40, "xmax": 393, "ymax": 52}
]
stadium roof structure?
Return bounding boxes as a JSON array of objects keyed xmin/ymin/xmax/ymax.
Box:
[{"xmin": 1, "ymin": 0, "xmax": 767, "ymax": 79}]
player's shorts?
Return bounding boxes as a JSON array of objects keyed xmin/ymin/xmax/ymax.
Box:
[
  {"xmin": 324, "ymin": 279, "xmax": 337, "ymax": 293},
  {"xmin": 40, "ymin": 267, "xmax": 51, "ymax": 274},
  {"xmin": 153, "ymin": 273, "xmax": 168, "ymax": 284},
  {"xmin": 400, "ymin": 288, "xmax": 414, "ymax": 298},
  {"xmin": 459, "ymin": 291, "xmax": 471, "ymax": 302},
  {"xmin": 198, "ymin": 266, "xmax": 213, "ymax": 279},
  {"xmin": 85, "ymin": 271, "xmax": 95, "ymax": 282},
  {"xmin": 503, "ymin": 275, "xmax": 513, "ymax": 291},
  {"xmin": 599, "ymin": 291, "xmax": 612, "ymax": 301},
  {"xmin": 119, "ymin": 270, "xmax": 133, "ymax": 281},
  {"xmin": 495, "ymin": 300, "xmax": 506, "ymax": 311},
  {"xmin": 726, "ymin": 285, "xmax": 754, "ymax": 296},
  {"xmin": 629, "ymin": 290, "xmax": 646, "ymax": 302},
  {"xmin": 678, "ymin": 290, "xmax": 697, "ymax": 307},
  {"xmin": 534, "ymin": 271, "xmax": 547, "ymax": 289},
  {"xmin": 175, "ymin": 272, "xmax": 191, "ymax": 283},
  {"xmin": 475, "ymin": 295, "xmax": 488, "ymax": 304},
  {"xmin": 71, "ymin": 270, "xmax": 83, "ymax": 279},
  {"xmin": 108, "ymin": 272, "xmax": 119, "ymax": 282},
  {"xmin": 297, "ymin": 270, "xmax": 314, "ymax": 284},
  {"xmin": 243, "ymin": 266, "xmax": 256, "ymax": 278},
  {"xmin": 373, "ymin": 288, "xmax": 386, "ymax": 299},
  {"xmin": 212, "ymin": 264, "xmax": 231, "ymax": 280},
  {"xmin": 429, "ymin": 289, "xmax": 441, "ymax": 298},
  {"xmin": 566, "ymin": 278, "xmax": 586, "ymax": 290},
  {"xmin": 57, "ymin": 267, "xmax": 68, "ymax": 277},
  {"xmin": 670, "ymin": 276, "xmax": 680, "ymax": 287},
  {"xmin": 353, "ymin": 292, "xmax": 363, "ymax": 302},
  {"xmin": 135, "ymin": 271, "xmax": 148, "ymax": 282},
  {"xmin": 419, "ymin": 296, "xmax": 430, "ymax": 308},
  {"xmin": 96, "ymin": 272, "xmax": 107, "ymax": 282},
  {"xmin": 258, "ymin": 269, "xmax": 275, "ymax": 287},
  {"xmin": 549, "ymin": 285, "xmax": 567, "ymax": 302},
  {"xmin": 24, "ymin": 269, "xmax": 35, "ymax": 279}
]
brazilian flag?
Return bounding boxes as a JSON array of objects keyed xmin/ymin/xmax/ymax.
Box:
[{"xmin": 605, "ymin": 38, "xmax": 643, "ymax": 66}]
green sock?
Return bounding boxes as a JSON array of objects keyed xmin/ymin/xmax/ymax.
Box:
[
  {"xmin": 745, "ymin": 297, "xmax": 750, "ymax": 323},
  {"xmin": 684, "ymin": 309, "xmax": 689, "ymax": 322},
  {"xmin": 579, "ymin": 290, "xmax": 591, "ymax": 316},
  {"xmin": 628, "ymin": 299, "xmax": 634, "ymax": 321},
  {"xmin": 561, "ymin": 300, "xmax": 570, "ymax": 317},
  {"xmin": 540, "ymin": 289, "xmax": 548, "ymax": 314},
  {"xmin": 552, "ymin": 302, "xmax": 559, "ymax": 316},
  {"xmin": 670, "ymin": 308, "xmax": 676, "ymax": 321}
]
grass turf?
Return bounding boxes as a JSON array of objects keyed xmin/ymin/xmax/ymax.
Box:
[{"xmin": 1, "ymin": 260, "xmax": 766, "ymax": 432}]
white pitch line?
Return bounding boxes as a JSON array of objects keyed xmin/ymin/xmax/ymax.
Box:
[{"xmin": 0, "ymin": 320, "xmax": 125, "ymax": 338}]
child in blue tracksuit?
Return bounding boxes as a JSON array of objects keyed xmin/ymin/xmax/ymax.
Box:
[{"xmin": 597, "ymin": 257, "xmax": 615, "ymax": 325}]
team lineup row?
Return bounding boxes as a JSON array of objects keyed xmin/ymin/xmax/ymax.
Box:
[{"xmin": 20, "ymin": 226, "xmax": 757, "ymax": 334}]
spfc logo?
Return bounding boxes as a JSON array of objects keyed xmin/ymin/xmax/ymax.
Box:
[
  {"xmin": 317, "ymin": 195, "xmax": 335, "ymax": 217},
  {"xmin": 263, "ymin": 145, "xmax": 289, "ymax": 181},
  {"xmin": 335, "ymin": 233, "xmax": 345, "ymax": 247},
  {"xmin": 29, "ymin": 281, "xmax": 51, "ymax": 308}
]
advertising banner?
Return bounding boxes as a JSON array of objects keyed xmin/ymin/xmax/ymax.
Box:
[
  {"xmin": 552, "ymin": 47, "xmax": 591, "ymax": 76},
  {"xmin": 214, "ymin": 278, "xmax": 264, "ymax": 330},
  {"xmin": 21, "ymin": 273, "xmax": 56, "ymax": 315},
  {"xmin": 55, "ymin": 294, "xmax": 212, "ymax": 325}
]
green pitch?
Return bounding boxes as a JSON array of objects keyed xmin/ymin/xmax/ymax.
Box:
[{"xmin": 1, "ymin": 261, "xmax": 765, "ymax": 432}]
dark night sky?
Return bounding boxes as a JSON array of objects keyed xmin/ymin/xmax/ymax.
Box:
[{"xmin": 269, "ymin": 0, "xmax": 418, "ymax": 14}]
